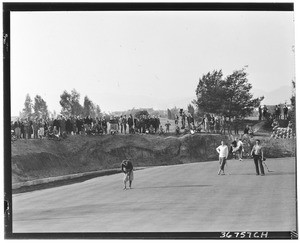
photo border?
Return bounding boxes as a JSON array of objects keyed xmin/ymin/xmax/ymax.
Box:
[{"xmin": 3, "ymin": 2, "xmax": 296, "ymax": 239}]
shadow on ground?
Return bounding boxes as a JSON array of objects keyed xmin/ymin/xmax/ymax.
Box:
[{"xmin": 133, "ymin": 184, "xmax": 212, "ymax": 190}]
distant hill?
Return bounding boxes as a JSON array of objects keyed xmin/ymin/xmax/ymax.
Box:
[{"xmin": 252, "ymin": 85, "xmax": 292, "ymax": 105}]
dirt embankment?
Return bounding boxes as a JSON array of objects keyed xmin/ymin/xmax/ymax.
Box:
[{"xmin": 11, "ymin": 133, "xmax": 295, "ymax": 184}]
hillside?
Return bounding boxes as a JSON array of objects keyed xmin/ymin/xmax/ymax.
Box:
[{"xmin": 11, "ymin": 130, "xmax": 295, "ymax": 185}]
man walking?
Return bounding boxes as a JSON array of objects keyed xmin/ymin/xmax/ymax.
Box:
[
  {"xmin": 216, "ymin": 140, "xmax": 229, "ymax": 175},
  {"xmin": 121, "ymin": 159, "xmax": 134, "ymax": 190}
]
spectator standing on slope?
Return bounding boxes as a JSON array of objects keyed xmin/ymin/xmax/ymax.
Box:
[
  {"xmin": 258, "ymin": 106, "xmax": 262, "ymax": 120},
  {"xmin": 165, "ymin": 120, "xmax": 171, "ymax": 133},
  {"xmin": 128, "ymin": 114, "xmax": 134, "ymax": 134},
  {"xmin": 283, "ymin": 105, "xmax": 288, "ymax": 120},
  {"xmin": 122, "ymin": 115, "xmax": 127, "ymax": 134}
]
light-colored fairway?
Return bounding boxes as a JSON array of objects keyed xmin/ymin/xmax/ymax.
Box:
[{"xmin": 12, "ymin": 157, "xmax": 297, "ymax": 233}]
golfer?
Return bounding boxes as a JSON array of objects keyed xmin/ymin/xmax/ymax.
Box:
[
  {"xmin": 121, "ymin": 159, "xmax": 134, "ymax": 190},
  {"xmin": 216, "ymin": 140, "xmax": 229, "ymax": 175},
  {"xmin": 251, "ymin": 139, "xmax": 265, "ymax": 176}
]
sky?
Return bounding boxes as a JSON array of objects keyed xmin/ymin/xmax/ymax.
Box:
[{"xmin": 10, "ymin": 10, "xmax": 295, "ymax": 116}]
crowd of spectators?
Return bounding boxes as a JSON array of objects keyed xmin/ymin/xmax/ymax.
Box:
[
  {"xmin": 10, "ymin": 114, "xmax": 164, "ymax": 140},
  {"xmin": 194, "ymin": 114, "xmax": 244, "ymax": 136},
  {"xmin": 11, "ymin": 104, "xmax": 293, "ymax": 141}
]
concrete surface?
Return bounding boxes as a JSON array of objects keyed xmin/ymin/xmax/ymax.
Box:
[{"xmin": 12, "ymin": 157, "xmax": 297, "ymax": 233}]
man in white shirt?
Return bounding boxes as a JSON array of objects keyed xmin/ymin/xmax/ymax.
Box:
[
  {"xmin": 236, "ymin": 138, "xmax": 244, "ymax": 161},
  {"xmin": 216, "ymin": 140, "xmax": 229, "ymax": 175}
]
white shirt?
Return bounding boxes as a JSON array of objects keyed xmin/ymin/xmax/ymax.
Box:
[
  {"xmin": 237, "ymin": 140, "xmax": 243, "ymax": 148},
  {"xmin": 216, "ymin": 145, "xmax": 228, "ymax": 158}
]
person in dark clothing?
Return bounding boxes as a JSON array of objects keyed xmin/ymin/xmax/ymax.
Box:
[
  {"xmin": 28, "ymin": 119, "xmax": 33, "ymax": 139},
  {"xmin": 258, "ymin": 106, "xmax": 262, "ymax": 120},
  {"xmin": 128, "ymin": 114, "xmax": 134, "ymax": 133},
  {"xmin": 277, "ymin": 105, "xmax": 281, "ymax": 120},
  {"xmin": 244, "ymin": 125, "xmax": 250, "ymax": 135},
  {"xmin": 155, "ymin": 116, "xmax": 160, "ymax": 133},
  {"xmin": 122, "ymin": 115, "xmax": 127, "ymax": 134},
  {"xmin": 230, "ymin": 138, "xmax": 238, "ymax": 159},
  {"xmin": 53, "ymin": 118, "xmax": 60, "ymax": 134},
  {"xmin": 283, "ymin": 105, "xmax": 288, "ymax": 120},
  {"xmin": 140, "ymin": 115, "xmax": 145, "ymax": 133},
  {"xmin": 233, "ymin": 117, "xmax": 239, "ymax": 135},
  {"xmin": 66, "ymin": 117, "xmax": 72, "ymax": 134},
  {"xmin": 20, "ymin": 120, "xmax": 25, "ymax": 139},
  {"xmin": 144, "ymin": 115, "xmax": 150, "ymax": 131},
  {"xmin": 262, "ymin": 105, "xmax": 268, "ymax": 120},
  {"xmin": 76, "ymin": 117, "xmax": 81, "ymax": 134},
  {"xmin": 134, "ymin": 117, "xmax": 139, "ymax": 133},
  {"xmin": 14, "ymin": 119, "xmax": 21, "ymax": 139},
  {"xmin": 121, "ymin": 159, "xmax": 134, "ymax": 190},
  {"xmin": 175, "ymin": 115, "xmax": 179, "ymax": 125},
  {"xmin": 101, "ymin": 117, "xmax": 107, "ymax": 134}
]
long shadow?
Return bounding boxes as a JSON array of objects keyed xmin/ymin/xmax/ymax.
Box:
[
  {"xmin": 228, "ymin": 172, "xmax": 295, "ymax": 176},
  {"xmin": 133, "ymin": 185, "xmax": 212, "ymax": 190},
  {"xmin": 263, "ymin": 172, "xmax": 295, "ymax": 176}
]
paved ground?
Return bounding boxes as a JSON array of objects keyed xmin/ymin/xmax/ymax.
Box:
[{"xmin": 12, "ymin": 157, "xmax": 297, "ymax": 233}]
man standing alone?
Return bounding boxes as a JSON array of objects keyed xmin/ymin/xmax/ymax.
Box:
[
  {"xmin": 251, "ymin": 139, "xmax": 265, "ymax": 176},
  {"xmin": 121, "ymin": 159, "xmax": 134, "ymax": 190},
  {"xmin": 216, "ymin": 140, "xmax": 229, "ymax": 175}
]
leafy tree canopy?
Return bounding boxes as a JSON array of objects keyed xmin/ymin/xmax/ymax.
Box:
[
  {"xmin": 21, "ymin": 94, "xmax": 33, "ymax": 119},
  {"xmin": 33, "ymin": 95, "xmax": 49, "ymax": 120},
  {"xmin": 59, "ymin": 89, "xmax": 83, "ymax": 117},
  {"xmin": 193, "ymin": 69, "xmax": 264, "ymax": 118},
  {"xmin": 134, "ymin": 110, "xmax": 149, "ymax": 118}
]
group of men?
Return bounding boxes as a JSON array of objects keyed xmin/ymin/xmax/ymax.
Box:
[
  {"xmin": 216, "ymin": 139, "xmax": 265, "ymax": 176},
  {"xmin": 110, "ymin": 114, "xmax": 162, "ymax": 134},
  {"xmin": 258, "ymin": 104, "xmax": 289, "ymax": 121},
  {"xmin": 196, "ymin": 115, "xmax": 243, "ymax": 135}
]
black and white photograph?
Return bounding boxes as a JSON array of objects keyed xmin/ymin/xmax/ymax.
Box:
[{"xmin": 4, "ymin": 2, "xmax": 297, "ymax": 239}]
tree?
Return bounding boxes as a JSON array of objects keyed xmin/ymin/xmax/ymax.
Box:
[
  {"xmin": 194, "ymin": 69, "xmax": 264, "ymax": 119},
  {"xmin": 21, "ymin": 94, "xmax": 33, "ymax": 119},
  {"xmin": 170, "ymin": 106, "xmax": 179, "ymax": 119},
  {"xmin": 193, "ymin": 70, "xmax": 225, "ymax": 116},
  {"xmin": 59, "ymin": 91, "xmax": 72, "ymax": 116},
  {"xmin": 221, "ymin": 69, "xmax": 264, "ymax": 118},
  {"xmin": 33, "ymin": 95, "xmax": 49, "ymax": 120},
  {"xmin": 83, "ymin": 96, "xmax": 95, "ymax": 117},
  {"xmin": 187, "ymin": 104, "xmax": 195, "ymax": 116},
  {"xmin": 167, "ymin": 109, "xmax": 172, "ymax": 120},
  {"xmin": 59, "ymin": 89, "xmax": 83, "ymax": 117},
  {"xmin": 70, "ymin": 89, "xmax": 83, "ymax": 116},
  {"xmin": 134, "ymin": 109, "xmax": 149, "ymax": 118},
  {"xmin": 95, "ymin": 105, "xmax": 102, "ymax": 118}
]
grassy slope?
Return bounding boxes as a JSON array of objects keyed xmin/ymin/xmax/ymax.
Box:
[{"xmin": 11, "ymin": 124, "xmax": 295, "ymax": 185}]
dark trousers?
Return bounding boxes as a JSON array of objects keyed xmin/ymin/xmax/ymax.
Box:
[
  {"xmin": 219, "ymin": 157, "xmax": 226, "ymax": 170},
  {"xmin": 253, "ymin": 155, "xmax": 265, "ymax": 175}
]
